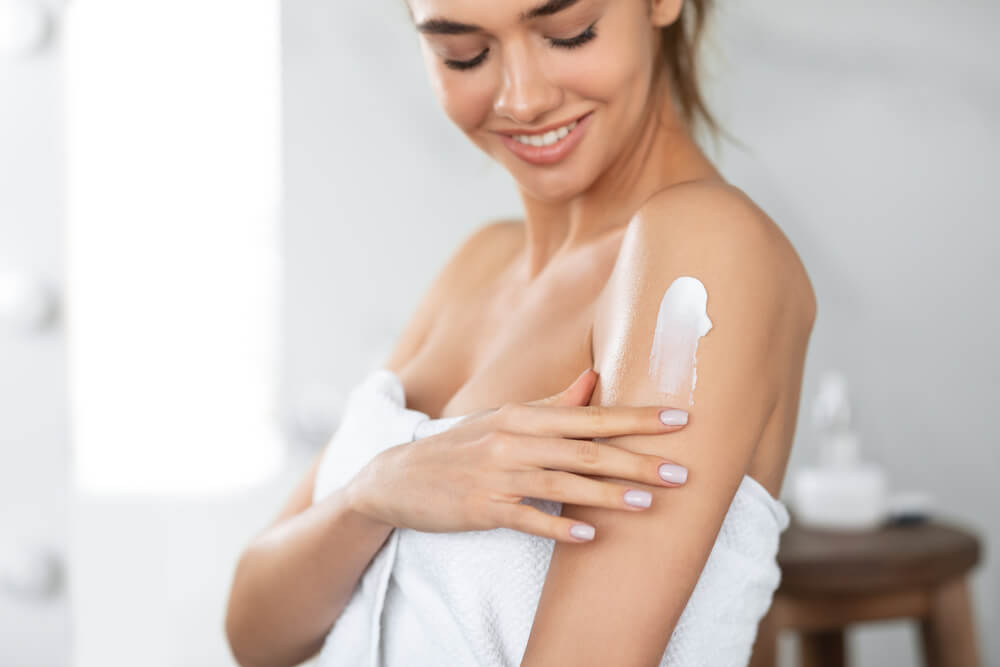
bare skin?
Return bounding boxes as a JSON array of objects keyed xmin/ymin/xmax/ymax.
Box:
[
  {"xmin": 226, "ymin": 0, "xmax": 816, "ymax": 664},
  {"xmin": 395, "ymin": 0, "xmax": 814, "ymax": 499},
  {"xmin": 392, "ymin": 196, "xmax": 807, "ymax": 501}
]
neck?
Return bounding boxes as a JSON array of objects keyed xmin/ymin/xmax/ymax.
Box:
[{"xmin": 515, "ymin": 74, "xmax": 721, "ymax": 281}]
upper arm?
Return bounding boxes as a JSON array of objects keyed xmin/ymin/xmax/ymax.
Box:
[
  {"xmin": 521, "ymin": 184, "xmax": 815, "ymax": 666},
  {"xmin": 269, "ymin": 219, "xmax": 522, "ymax": 528}
]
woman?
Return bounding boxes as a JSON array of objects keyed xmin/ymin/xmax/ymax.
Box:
[{"xmin": 226, "ymin": 0, "xmax": 816, "ymax": 665}]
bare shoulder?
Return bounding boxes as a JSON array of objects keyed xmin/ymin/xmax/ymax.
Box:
[
  {"xmin": 382, "ymin": 219, "xmax": 523, "ymax": 373},
  {"xmin": 586, "ymin": 179, "xmax": 818, "ymax": 434},
  {"xmin": 427, "ymin": 218, "xmax": 524, "ymax": 307},
  {"xmin": 631, "ymin": 180, "xmax": 816, "ymax": 324},
  {"xmin": 448, "ymin": 218, "xmax": 525, "ymax": 290}
]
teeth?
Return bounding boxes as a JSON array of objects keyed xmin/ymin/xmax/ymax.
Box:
[{"xmin": 513, "ymin": 119, "xmax": 578, "ymax": 147}]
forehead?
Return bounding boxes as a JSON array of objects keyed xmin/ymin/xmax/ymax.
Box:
[{"xmin": 409, "ymin": 0, "xmax": 584, "ymax": 29}]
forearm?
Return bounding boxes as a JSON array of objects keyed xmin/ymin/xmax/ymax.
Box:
[{"xmin": 225, "ymin": 483, "xmax": 394, "ymax": 667}]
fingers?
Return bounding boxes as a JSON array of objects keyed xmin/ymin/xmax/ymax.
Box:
[
  {"xmin": 492, "ymin": 502, "xmax": 598, "ymax": 543},
  {"xmin": 561, "ymin": 368, "xmax": 597, "ymax": 406},
  {"xmin": 501, "ymin": 433, "xmax": 688, "ymax": 488},
  {"xmin": 508, "ymin": 470, "xmax": 657, "ymax": 512},
  {"xmin": 493, "ymin": 401, "xmax": 689, "ymax": 439},
  {"xmin": 526, "ymin": 368, "xmax": 597, "ymax": 408}
]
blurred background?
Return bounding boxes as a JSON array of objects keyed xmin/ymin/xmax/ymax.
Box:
[{"xmin": 0, "ymin": 0, "xmax": 996, "ymax": 665}]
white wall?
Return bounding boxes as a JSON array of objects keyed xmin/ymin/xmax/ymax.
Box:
[
  {"xmin": 701, "ymin": 4, "xmax": 998, "ymax": 661},
  {"xmin": 0, "ymin": 0, "xmax": 70, "ymax": 663},
  {"xmin": 281, "ymin": 1, "xmax": 999, "ymax": 665},
  {"xmin": 62, "ymin": 0, "xmax": 292, "ymax": 665}
]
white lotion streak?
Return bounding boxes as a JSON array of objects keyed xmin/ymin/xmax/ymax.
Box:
[{"xmin": 648, "ymin": 276, "xmax": 713, "ymax": 406}]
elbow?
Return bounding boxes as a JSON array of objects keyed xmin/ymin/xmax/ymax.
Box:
[
  {"xmin": 225, "ymin": 596, "xmax": 278, "ymax": 667},
  {"xmin": 225, "ymin": 620, "xmax": 258, "ymax": 667},
  {"xmin": 224, "ymin": 549, "xmax": 270, "ymax": 667},
  {"xmin": 225, "ymin": 593, "xmax": 253, "ymax": 667},
  {"xmin": 225, "ymin": 545, "xmax": 313, "ymax": 667},
  {"xmin": 226, "ymin": 628, "xmax": 269, "ymax": 667},
  {"xmin": 225, "ymin": 568, "xmax": 253, "ymax": 667},
  {"xmin": 224, "ymin": 540, "xmax": 327, "ymax": 667}
]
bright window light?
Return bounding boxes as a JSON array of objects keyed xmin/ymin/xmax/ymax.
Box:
[{"xmin": 65, "ymin": 0, "xmax": 285, "ymax": 495}]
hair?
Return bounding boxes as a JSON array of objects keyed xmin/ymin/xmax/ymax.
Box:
[{"xmin": 653, "ymin": 0, "xmax": 729, "ymax": 148}]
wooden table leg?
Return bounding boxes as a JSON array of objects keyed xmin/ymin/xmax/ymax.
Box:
[
  {"xmin": 920, "ymin": 576, "xmax": 981, "ymax": 667},
  {"xmin": 801, "ymin": 628, "xmax": 846, "ymax": 667},
  {"xmin": 749, "ymin": 605, "xmax": 779, "ymax": 667}
]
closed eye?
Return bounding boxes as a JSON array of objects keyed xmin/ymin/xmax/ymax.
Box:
[{"xmin": 443, "ymin": 21, "xmax": 599, "ymax": 71}]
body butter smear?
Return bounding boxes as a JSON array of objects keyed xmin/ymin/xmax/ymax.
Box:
[{"xmin": 648, "ymin": 276, "xmax": 713, "ymax": 406}]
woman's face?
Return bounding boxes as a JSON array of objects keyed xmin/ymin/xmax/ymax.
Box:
[{"xmin": 408, "ymin": 0, "xmax": 681, "ymax": 202}]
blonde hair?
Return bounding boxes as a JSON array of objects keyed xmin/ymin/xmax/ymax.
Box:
[{"xmin": 654, "ymin": 0, "xmax": 724, "ymax": 145}]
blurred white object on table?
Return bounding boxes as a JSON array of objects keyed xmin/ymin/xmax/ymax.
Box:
[{"xmin": 792, "ymin": 370, "xmax": 889, "ymax": 530}]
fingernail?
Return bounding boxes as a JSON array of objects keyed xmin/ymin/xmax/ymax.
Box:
[
  {"xmin": 659, "ymin": 463, "xmax": 688, "ymax": 484},
  {"xmin": 624, "ymin": 489, "xmax": 652, "ymax": 508},
  {"xmin": 659, "ymin": 409, "xmax": 688, "ymax": 426},
  {"xmin": 570, "ymin": 523, "xmax": 595, "ymax": 541}
]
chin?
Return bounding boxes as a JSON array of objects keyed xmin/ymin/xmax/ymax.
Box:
[{"xmin": 517, "ymin": 173, "xmax": 591, "ymax": 203}]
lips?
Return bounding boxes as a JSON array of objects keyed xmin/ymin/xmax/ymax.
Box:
[
  {"xmin": 498, "ymin": 111, "xmax": 594, "ymax": 166},
  {"xmin": 497, "ymin": 111, "xmax": 592, "ymax": 137}
]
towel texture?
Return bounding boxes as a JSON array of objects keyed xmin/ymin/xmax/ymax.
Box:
[{"xmin": 312, "ymin": 368, "xmax": 790, "ymax": 666}]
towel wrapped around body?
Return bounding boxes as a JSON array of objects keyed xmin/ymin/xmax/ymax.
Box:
[{"xmin": 311, "ymin": 368, "xmax": 790, "ymax": 666}]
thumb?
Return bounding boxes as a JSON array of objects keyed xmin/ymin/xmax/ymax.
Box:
[{"xmin": 527, "ymin": 368, "xmax": 597, "ymax": 408}]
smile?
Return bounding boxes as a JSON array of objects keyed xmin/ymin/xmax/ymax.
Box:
[
  {"xmin": 498, "ymin": 111, "xmax": 594, "ymax": 167},
  {"xmin": 510, "ymin": 118, "xmax": 579, "ymax": 146}
]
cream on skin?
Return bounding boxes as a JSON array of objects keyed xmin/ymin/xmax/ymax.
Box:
[{"xmin": 648, "ymin": 276, "xmax": 713, "ymax": 407}]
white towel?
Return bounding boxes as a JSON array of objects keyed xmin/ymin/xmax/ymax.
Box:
[{"xmin": 312, "ymin": 368, "xmax": 790, "ymax": 666}]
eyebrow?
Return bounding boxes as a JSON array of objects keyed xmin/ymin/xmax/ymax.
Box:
[{"xmin": 415, "ymin": 0, "xmax": 581, "ymax": 35}]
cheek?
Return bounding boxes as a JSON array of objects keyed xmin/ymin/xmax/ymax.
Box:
[
  {"xmin": 556, "ymin": 41, "xmax": 643, "ymax": 103},
  {"xmin": 420, "ymin": 43, "xmax": 495, "ymax": 132},
  {"xmin": 440, "ymin": 81, "xmax": 496, "ymax": 132},
  {"xmin": 556, "ymin": 11, "xmax": 651, "ymax": 103},
  {"xmin": 556, "ymin": 11, "xmax": 658, "ymax": 111}
]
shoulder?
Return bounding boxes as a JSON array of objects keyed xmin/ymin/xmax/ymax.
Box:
[
  {"xmin": 591, "ymin": 180, "xmax": 816, "ymax": 383},
  {"xmin": 619, "ymin": 180, "xmax": 816, "ymax": 326},
  {"xmin": 382, "ymin": 218, "xmax": 522, "ymax": 372},
  {"xmin": 438, "ymin": 218, "xmax": 524, "ymax": 298},
  {"xmin": 456, "ymin": 218, "xmax": 524, "ymax": 260},
  {"xmin": 418, "ymin": 218, "xmax": 524, "ymax": 300}
]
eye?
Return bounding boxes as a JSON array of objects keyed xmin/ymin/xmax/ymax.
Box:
[
  {"xmin": 547, "ymin": 21, "xmax": 599, "ymax": 49},
  {"xmin": 443, "ymin": 20, "xmax": 599, "ymax": 72},
  {"xmin": 444, "ymin": 49, "xmax": 489, "ymax": 71}
]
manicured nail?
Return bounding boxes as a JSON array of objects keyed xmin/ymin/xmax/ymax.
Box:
[
  {"xmin": 660, "ymin": 409, "xmax": 688, "ymax": 426},
  {"xmin": 570, "ymin": 523, "xmax": 595, "ymax": 541},
  {"xmin": 624, "ymin": 489, "xmax": 652, "ymax": 508},
  {"xmin": 659, "ymin": 463, "xmax": 688, "ymax": 484}
]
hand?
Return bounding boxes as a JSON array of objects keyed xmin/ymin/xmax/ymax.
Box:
[{"xmin": 346, "ymin": 368, "xmax": 690, "ymax": 543}]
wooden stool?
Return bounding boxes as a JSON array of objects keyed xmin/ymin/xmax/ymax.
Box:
[{"xmin": 749, "ymin": 518, "xmax": 982, "ymax": 667}]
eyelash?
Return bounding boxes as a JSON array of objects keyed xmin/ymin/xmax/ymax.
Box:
[{"xmin": 444, "ymin": 21, "xmax": 599, "ymax": 72}]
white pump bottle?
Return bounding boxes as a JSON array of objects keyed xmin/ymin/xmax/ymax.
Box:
[{"xmin": 792, "ymin": 371, "xmax": 889, "ymax": 530}]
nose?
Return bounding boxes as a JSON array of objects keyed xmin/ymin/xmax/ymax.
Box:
[{"xmin": 493, "ymin": 39, "xmax": 563, "ymax": 126}]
